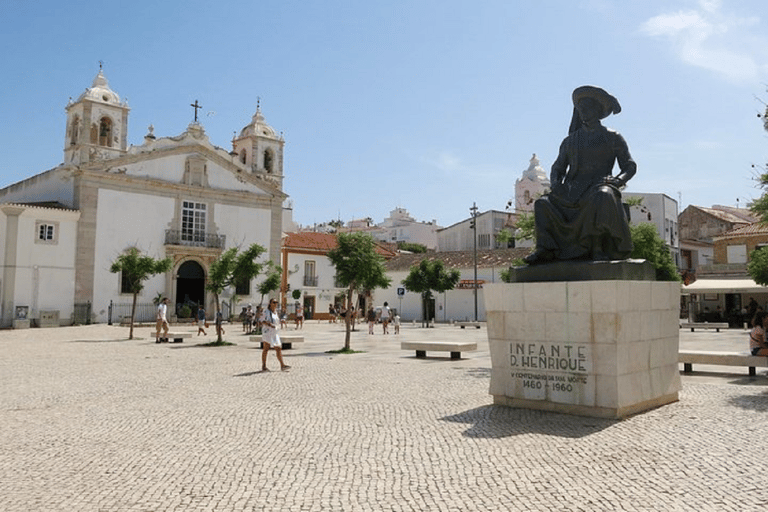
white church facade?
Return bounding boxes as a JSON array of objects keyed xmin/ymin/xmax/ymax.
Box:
[{"xmin": 0, "ymin": 70, "xmax": 286, "ymax": 327}]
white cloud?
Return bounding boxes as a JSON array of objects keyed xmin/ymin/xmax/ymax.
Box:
[{"xmin": 639, "ymin": 0, "xmax": 767, "ymax": 83}]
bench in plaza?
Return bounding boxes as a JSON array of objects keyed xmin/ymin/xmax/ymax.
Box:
[
  {"xmin": 679, "ymin": 350, "xmax": 768, "ymax": 376},
  {"xmin": 250, "ymin": 334, "xmax": 304, "ymax": 349},
  {"xmin": 151, "ymin": 332, "xmax": 192, "ymax": 343},
  {"xmin": 456, "ymin": 322, "xmax": 481, "ymax": 329},
  {"xmin": 679, "ymin": 322, "xmax": 729, "ymax": 332},
  {"xmin": 401, "ymin": 341, "xmax": 477, "ymax": 360}
]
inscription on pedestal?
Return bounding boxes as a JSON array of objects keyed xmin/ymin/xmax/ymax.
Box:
[{"xmin": 508, "ymin": 341, "xmax": 594, "ymax": 405}]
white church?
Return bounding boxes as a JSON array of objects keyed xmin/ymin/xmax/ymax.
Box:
[{"xmin": 0, "ymin": 69, "xmax": 286, "ymax": 327}]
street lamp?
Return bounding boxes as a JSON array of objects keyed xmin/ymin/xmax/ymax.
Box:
[{"xmin": 470, "ymin": 202, "xmax": 478, "ymax": 322}]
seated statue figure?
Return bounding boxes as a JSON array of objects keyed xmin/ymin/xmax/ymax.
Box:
[{"xmin": 524, "ymin": 86, "xmax": 637, "ymax": 265}]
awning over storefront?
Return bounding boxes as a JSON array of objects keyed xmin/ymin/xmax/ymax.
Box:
[{"xmin": 683, "ymin": 279, "xmax": 768, "ymax": 294}]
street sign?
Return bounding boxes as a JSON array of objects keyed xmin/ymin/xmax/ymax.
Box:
[{"xmin": 397, "ymin": 287, "xmax": 405, "ymax": 297}]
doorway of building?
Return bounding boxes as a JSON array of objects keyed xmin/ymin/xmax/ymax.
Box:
[
  {"xmin": 303, "ymin": 295, "xmax": 315, "ymax": 320},
  {"xmin": 176, "ymin": 260, "xmax": 205, "ymax": 317}
]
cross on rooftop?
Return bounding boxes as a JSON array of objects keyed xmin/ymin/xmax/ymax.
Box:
[{"xmin": 190, "ymin": 100, "xmax": 202, "ymax": 122}]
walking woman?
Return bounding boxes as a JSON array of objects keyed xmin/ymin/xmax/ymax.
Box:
[{"xmin": 261, "ymin": 299, "xmax": 290, "ymax": 371}]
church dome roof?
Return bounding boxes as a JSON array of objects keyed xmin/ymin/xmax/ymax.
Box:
[
  {"xmin": 239, "ymin": 105, "xmax": 278, "ymax": 138},
  {"xmin": 76, "ymin": 70, "xmax": 122, "ymax": 105},
  {"xmin": 522, "ymin": 154, "xmax": 549, "ymax": 184}
]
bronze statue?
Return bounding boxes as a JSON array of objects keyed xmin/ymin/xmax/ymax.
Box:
[{"xmin": 524, "ymin": 86, "xmax": 636, "ymax": 265}]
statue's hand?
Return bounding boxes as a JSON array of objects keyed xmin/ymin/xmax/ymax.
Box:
[{"xmin": 602, "ymin": 176, "xmax": 624, "ymax": 188}]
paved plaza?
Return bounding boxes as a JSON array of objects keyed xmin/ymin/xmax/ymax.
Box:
[{"xmin": 1, "ymin": 320, "xmax": 767, "ymax": 511}]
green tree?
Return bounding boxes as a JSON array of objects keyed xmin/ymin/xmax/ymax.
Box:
[
  {"xmin": 629, "ymin": 223, "xmax": 680, "ymax": 282},
  {"xmin": 397, "ymin": 242, "xmax": 428, "ymax": 253},
  {"xmin": 514, "ymin": 212, "xmax": 535, "ymax": 242},
  {"xmin": 748, "ymin": 248, "xmax": 768, "ymax": 286},
  {"xmin": 327, "ymin": 232, "xmax": 391, "ymax": 350},
  {"xmin": 402, "ymin": 259, "xmax": 461, "ymax": 327},
  {"xmin": 751, "ymin": 96, "xmax": 768, "ymax": 221},
  {"xmin": 110, "ymin": 247, "xmax": 172, "ymax": 340},
  {"xmin": 256, "ymin": 262, "xmax": 283, "ymax": 307},
  {"xmin": 206, "ymin": 243, "xmax": 275, "ymax": 344}
]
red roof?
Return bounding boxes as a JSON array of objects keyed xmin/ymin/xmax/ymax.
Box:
[{"xmin": 282, "ymin": 232, "xmax": 396, "ymax": 257}]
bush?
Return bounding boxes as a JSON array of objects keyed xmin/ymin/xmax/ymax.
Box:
[{"xmin": 178, "ymin": 304, "xmax": 192, "ymax": 318}]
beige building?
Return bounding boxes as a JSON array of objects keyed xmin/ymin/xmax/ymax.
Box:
[{"xmin": 0, "ymin": 70, "xmax": 286, "ymax": 326}]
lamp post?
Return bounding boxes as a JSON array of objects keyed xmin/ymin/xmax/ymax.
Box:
[{"xmin": 470, "ymin": 202, "xmax": 478, "ymax": 322}]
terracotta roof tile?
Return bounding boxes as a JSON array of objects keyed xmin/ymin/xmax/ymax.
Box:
[
  {"xmin": 384, "ymin": 248, "xmax": 532, "ymax": 271},
  {"xmin": 282, "ymin": 232, "xmax": 396, "ymax": 257},
  {"xmin": 713, "ymin": 222, "xmax": 768, "ymax": 240}
]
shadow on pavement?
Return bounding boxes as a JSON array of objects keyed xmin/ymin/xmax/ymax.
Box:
[{"xmin": 441, "ymin": 404, "xmax": 616, "ymax": 439}]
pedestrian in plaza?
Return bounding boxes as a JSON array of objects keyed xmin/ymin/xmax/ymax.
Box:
[
  {"xmin": 393, "ymin": 313, "xmax": 400, "ymax": 335},
  {"xmin": 196, "ymin": 306, "xmax": 207, "ymax": 336},
  {"xmin": 367, "ymin": 307, "xmax": 376, "ymax": 334},
  {"xmin": 280, "ymin": 307, "xmax": 288, "ymax": 329},
  {"xmin": 329, "ymin": 303, "xmax": 336, "ymax": 323},
  {"xmin": 380, "ymin": 301, "xmax": 391, "ymax": 334},
  {"xmin": 295, "ymin": 303, "xmax": 304, "ymax": 329},
  {"xmin": 261, "ymin": 299, "xmax": 290, "ymax": 372},
  {"xmin": 155, "ymin": 297, "xmax": 169, "ymax": 343},
  {"xmin": 749, "ymin": 311, "xmax": 768, "ymax": 356}
]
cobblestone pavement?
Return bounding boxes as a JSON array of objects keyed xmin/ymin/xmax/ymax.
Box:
[{"xmin": 1, "ymin": 322, "xmax": 767, "ymax": 511}]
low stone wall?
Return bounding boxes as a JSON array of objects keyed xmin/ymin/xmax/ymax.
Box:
[{"xmin": 484, "ymin": 280, "xmax": 681, "ymax": 419}]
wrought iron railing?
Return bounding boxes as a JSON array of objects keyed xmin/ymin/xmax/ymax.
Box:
[
  {"xmin": 165, "ymin": 229, "xmax": 226, "ymax": 249},
  {"xmin": 303, "ymin": 275, "xmax": 318, "ymax": 287}
]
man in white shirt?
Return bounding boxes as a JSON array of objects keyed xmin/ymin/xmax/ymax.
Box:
[{"xmin": 156, "ymin": 297, "xmax": 169, "ymax": 343}]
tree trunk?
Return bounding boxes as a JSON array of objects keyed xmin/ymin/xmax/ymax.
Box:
[
  {"xmin": 344, "ymin": 286, "xmax": 353, "ymax": 350},
  {"xmin": 215, "ymin": 293, "xmax": 223, "ymax": 343},
  {"xmin": 129, "ymin": 292, "xmax": 138, "ymax": 340}
]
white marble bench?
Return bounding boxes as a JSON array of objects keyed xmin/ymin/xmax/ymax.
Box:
[
  {"xmin": 456, "ymin": 322, "xmax": 481, "ymax": 329},
  {"xmin": 679, "ymin": 322, "xmax": 729, "ymax": 332},
  {"xmin": 151, "ymin": 332, "xmax": 193, "ymax": 343},
  {"xmin": 250, "ymin": 334, "xmax": 304, "ymax": 349},
  {"xmin": 401, "ymin": 341, "xmax": 477, "ymax": 360},
  {"xmin": 679, "ymin": 350, "xmax": 768, "ymax": 376}
]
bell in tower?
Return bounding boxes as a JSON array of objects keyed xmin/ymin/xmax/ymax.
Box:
[{"xmin": 64, "ymin": 66, "xmax": 130, "ymax": 165}]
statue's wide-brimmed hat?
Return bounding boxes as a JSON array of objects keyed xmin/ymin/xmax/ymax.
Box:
[{"xmin": 572, "ymin": 86, "xmax": 621, "ymax": 118}]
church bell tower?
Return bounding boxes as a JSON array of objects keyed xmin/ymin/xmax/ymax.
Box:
[
  {"xmin": 231, "ymin": 101, "xmax": 285, "ymax": 189},
  {"xmin": 64, "ymin": 68, "xmax": 130, "ymax": 165}
]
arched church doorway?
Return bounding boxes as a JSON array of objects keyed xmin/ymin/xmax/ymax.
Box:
[{"xmin": 176, "ymin": 260, "xmax": 205, "ymax": 313}]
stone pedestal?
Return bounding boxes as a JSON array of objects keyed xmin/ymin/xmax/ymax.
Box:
[{"xmin": 484, "ymin": 280, "xmax": 680, "ymax": 419}]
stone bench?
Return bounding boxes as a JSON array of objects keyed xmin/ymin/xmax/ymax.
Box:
[
  {"xmin": 401, "ymin": 341, "xmax": 477, "ymax": 360},
  {"xmin": 151, "ymin": 332, "xmax": 192, "ymax": 343},
  {"xmin": 679, "ymin": 350, "xmax": 768, "ymax": 376},
  {"xmin": 250, "ymin": 334, "xmax": 304, "ymax": 349},
  {"xmin": 679, "ymin": 322, "xmax": 729, "ymax": 332},
  {"xmin": 456, "ymin": 322, "xmax": 481, "ymax": 329}
]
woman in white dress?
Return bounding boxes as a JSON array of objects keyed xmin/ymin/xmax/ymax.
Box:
[{"xmin": 261, "ymin": 299, "xmax": 290, "ymax": 371}]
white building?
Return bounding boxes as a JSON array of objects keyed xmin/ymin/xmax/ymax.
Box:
[
  {"xmin": 281, "ymin": 232, "xmax": 396, "ymax": 319},
  {"xmin": 370, "ymin": 207, "xmax": 441, "ymax": 250},
  {"xmin": 514, "ymin": 154, "xmax": 550, "ymax": 212},
  {"xmin": 0, "ymin": 69, "xmax": 286, "ymax": 326},
  {"xmin": 437, "ymin": 210, "xmax": 515, "ymax": 252},
  {"xmin": 380, "ymin": 249, "xmax": 530, "ymax": 322},
  {"xmin": 624, "ymin": 192, "xmax": 680, "ymax": 267}
]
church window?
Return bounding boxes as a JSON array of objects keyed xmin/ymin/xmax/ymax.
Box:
[
  {"xmin": 70, "ymin": 116, "xmax": 80, "ymax": 146},
  {"xmin": 240, "ymin": 150, "xmax": 247, "ymax": 164},
  {"xmin": 264, "ymin": 149, "xmax": 273, "ymax": 173},
  {"xmin": 35, "ymin": 221, "xmax": 58, "ymax": 245},
  {"xmin": 120, "ymin": 271, "xmax": 133, "ymax": 294},
  {"xmin": 235, "ymin": 277, "xmax": 250, "ymax": 296},
  {"xmin": 181, "ymin": 201, "xmax": 207, "ymax": 245},
  {"xmin": 98, "ymin": 117, "xmax": 113, "ymax": 147},
  {"xmin": 38, "ymin": 224, "xmax": 54, "ymax": 241}
]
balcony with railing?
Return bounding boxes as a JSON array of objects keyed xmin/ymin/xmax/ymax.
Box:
[
  {"xmin": 303, "ymin": 275, "xmax": 318, "ymax": 287},
  {"xmin": 165, "ymin": 229, "xmax": 226, "ymax": 249}
]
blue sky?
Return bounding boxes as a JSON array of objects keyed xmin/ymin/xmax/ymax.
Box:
[{"xmin": 1, "ymin": 0, "xmax": 767, "ymax": 228}]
